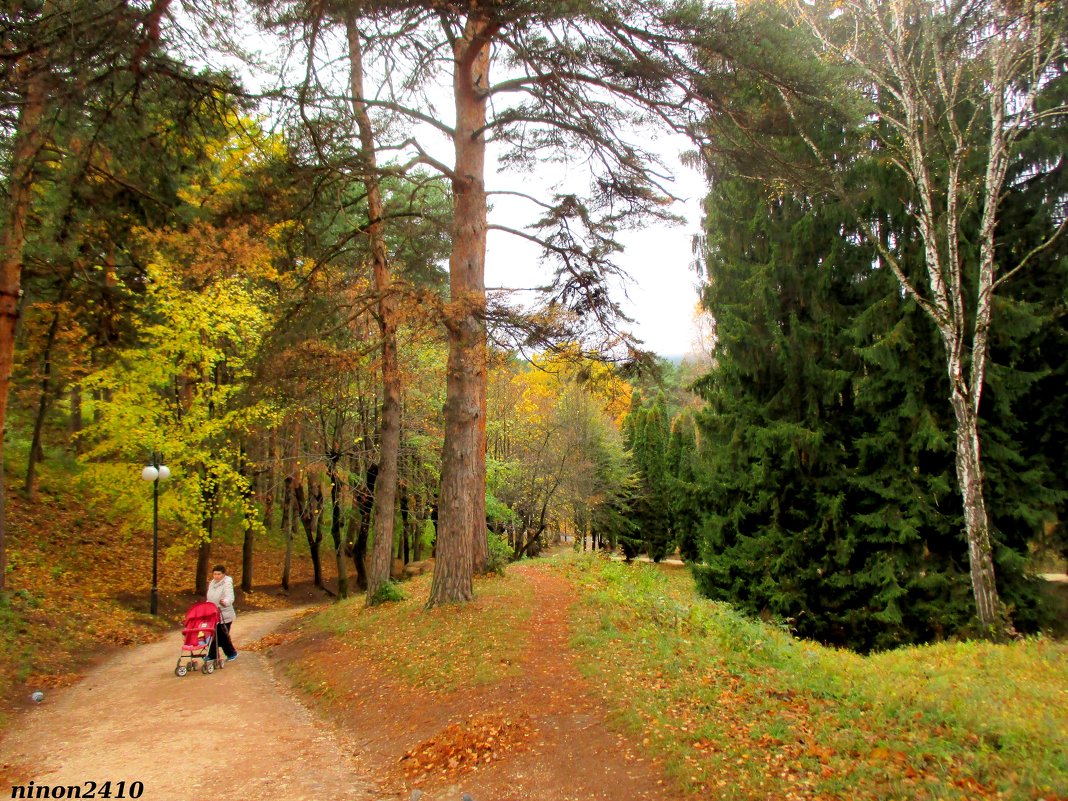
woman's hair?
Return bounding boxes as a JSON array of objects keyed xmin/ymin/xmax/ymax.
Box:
[{"xmin": 212, "ymin": 564, "xmax": 227, "ymax": 574}]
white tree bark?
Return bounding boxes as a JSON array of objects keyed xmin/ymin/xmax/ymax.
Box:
[{"xmin": 796, "ymin": 0, "xmax": 1067, "ymax": 638}]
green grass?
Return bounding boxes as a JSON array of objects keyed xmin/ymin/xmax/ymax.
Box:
[
  {"xmin": 561, "ymin": 554, "xmax": 1068, "ymax": 801},
  {"xmin": 306, "ymin": 568, "xmax": 533, "ymax": 692}
]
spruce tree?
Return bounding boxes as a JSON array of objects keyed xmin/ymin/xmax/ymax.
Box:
[
  {"xmin": 666, "ymin": 411, "xmax": 701, "ymax": 563},
  {"xmin": 692, "ymin": 91, "xmax": 1068, "ymax": 649},
  {"xmin": 628, "ymin": 393, "xmax": 674, "ymax": 560}
]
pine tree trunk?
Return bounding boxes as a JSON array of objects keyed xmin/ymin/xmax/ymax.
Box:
[
  {"xmin": 429, "ymin": 18, "xmax": 492, "ymax": 607},
  {"xmin": 346, "ymin": 17, "xmax": 401, "ymax": 605},
  {"xmin": 0, "ymin": 70, "xmax": 48, "ymax": 592},
  {"xmin": 0, "ymin": 457, "xmax": 6, "ymax": 594}
]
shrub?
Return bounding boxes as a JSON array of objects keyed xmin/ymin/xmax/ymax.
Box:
[
  {"xmin": 370, "ymin": 580, "xmax": 406, "ymax": 605},
  {"xmin": 486, "ymin": 531, "xmax": 512, "ymax": 575}
]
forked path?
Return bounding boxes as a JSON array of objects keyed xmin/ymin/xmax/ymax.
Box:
[
  {"xmin": 323, "ymin": 565, "xmax": 685, "ymax": 801},
  {"xmin": 0, "ymin": 607, "xmax": 378, "ymax": 801}
]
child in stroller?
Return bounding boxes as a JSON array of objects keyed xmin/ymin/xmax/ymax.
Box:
[{"xmin": 175, "ymin": 601, "xmax": 223, "ymax": 676}]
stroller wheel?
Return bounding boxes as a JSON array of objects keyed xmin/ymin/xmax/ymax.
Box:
[
  {"xmin": 204, "ymin": 660, "xmax": 215, "ymax": 674},
  {"xmin": 175, "ymin": 665, "xmax": 188, "ymax": 677}
]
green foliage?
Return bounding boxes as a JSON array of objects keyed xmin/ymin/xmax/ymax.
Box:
[
  {"xmin": 489, "ymin": 349, "xmax": 634, "ymax": 555},
  {"xmin": 586, "ymin": 428, "xmax": 639, "ymax": 554},
  {"xmin": 485, "ymin": 531, "xmax": 513, "ymax": 575},
  {"xmin": 621, "ymin": 383, "xmax": 705, "ymax": 563},
  {"xmin": 485, "ymin": 481, "xmax": 518, "ymax": 529},
  {"xmin": 689, "ymin": 106, "xmax": 1065, "ymax": 648},
  {"xmin": 623, "ymin": 392, "xmax": 674, "ymax": 560},
  {"xmin": 370, "ymin": 580, "xmax": 406, "ymax": 605},
  {"xmin": 76, "ymin": 256, "xmax": 275, "ymax": 546},
  {"xmin": 71, "ymin": 119, "xmax": 284, "ymax": 552},
  {"xmin": 666, "ymin": 412, "xmax": 701, "ymax": 561},
  {"xmin": 978, "ymin": 64, "xmax": 1068, "ymax": 605}
]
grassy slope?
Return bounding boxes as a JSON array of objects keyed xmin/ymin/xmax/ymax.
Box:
[
  {"xmin": 294, "ymin": 567, "xmax": 532, "ymax": 696},
  {"xmin": 277, "ymin": 551, "xmax": 1065, "ymax": 800},
  {"xmin": 566, "ymin": 555, "xmax": 1067, "ymax": 801}
]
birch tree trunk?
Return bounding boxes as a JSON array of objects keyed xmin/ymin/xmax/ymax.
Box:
[
  {"xmin": 792, "ymin": 0, "xmax": 1065, "ymax": 639},
  {"xmin": 346, "ymin": 16, "xmax": 401, "ymax": 605},
  {"xmin": 949, "ymin": 389, "xmax": 1001, "ymax": 630}
]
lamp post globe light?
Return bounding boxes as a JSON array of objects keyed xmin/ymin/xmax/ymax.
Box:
[{"xmin": 141, "ymin": 453, "xmax": 170, "ymax": 615}]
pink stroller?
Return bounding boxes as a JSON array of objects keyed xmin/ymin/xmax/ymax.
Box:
[{"xmin": 175, "ymin": 601, "xmax": 223, "ymax": 677}]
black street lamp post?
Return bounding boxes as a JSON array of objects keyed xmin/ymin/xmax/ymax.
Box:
[{"xmin": 141, "ymin": 454, "xmax": 170, "ymax": 615}]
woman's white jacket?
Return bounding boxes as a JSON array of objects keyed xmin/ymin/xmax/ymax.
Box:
[{"xmin": 206, "ymin": 575, "xmax": 236, "ymax": 624}]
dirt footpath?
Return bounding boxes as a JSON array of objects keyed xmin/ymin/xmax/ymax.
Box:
[
  {"xmin": 0, "ymin": 607, "xmax": 381, "ymax": 801},
  {"xmin": 297, "ymin": 565, "xmax": 686, "ymax": 801}
]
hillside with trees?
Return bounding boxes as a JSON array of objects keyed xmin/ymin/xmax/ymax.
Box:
[
  {"xmin": 0, "ymin": 4, "xmax": 1066, "ymax": 796},
  {"xmin": 2, "ymin": 0, "xmax": 1067, "ymax": 798}
]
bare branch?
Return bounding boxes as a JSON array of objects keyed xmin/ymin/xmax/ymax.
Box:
[{"xmin": 991, "ymin": 215, "xmax": 1068, "ymax": 294}]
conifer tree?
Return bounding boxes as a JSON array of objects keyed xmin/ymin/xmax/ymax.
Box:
[
  {"xmin": 666, "ymin": 411, "xmax": 701, "ymax": 563},
  {"xmin": 788, "ymin": 0, "xmax": 1067, "ymax": 638},
  {"xmin": 692, "ymin": 91, "xmax": 1067, "ymax": 649},
  {"xmin": 624, "ymin": 392, "xmax": 674, "ymax": 560}
]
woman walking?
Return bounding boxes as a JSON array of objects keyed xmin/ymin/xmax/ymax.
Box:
[{"xmin": 206, "ymin": 564, "xmax": 238, "ymax": 662}]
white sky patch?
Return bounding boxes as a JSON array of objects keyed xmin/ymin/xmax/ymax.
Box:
[{"xmin": 484, "ymin": 135, "xmax": 707, "ymax": 357}]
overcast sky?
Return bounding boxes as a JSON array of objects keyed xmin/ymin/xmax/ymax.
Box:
[{"xmin": 483, "ymin": 138, "xmax": 708, "ymax": 358}]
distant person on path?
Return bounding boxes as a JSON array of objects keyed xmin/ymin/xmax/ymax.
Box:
[{"xmin": 206, "ymin": 564, "xmax": 238, "ymax": 662}]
